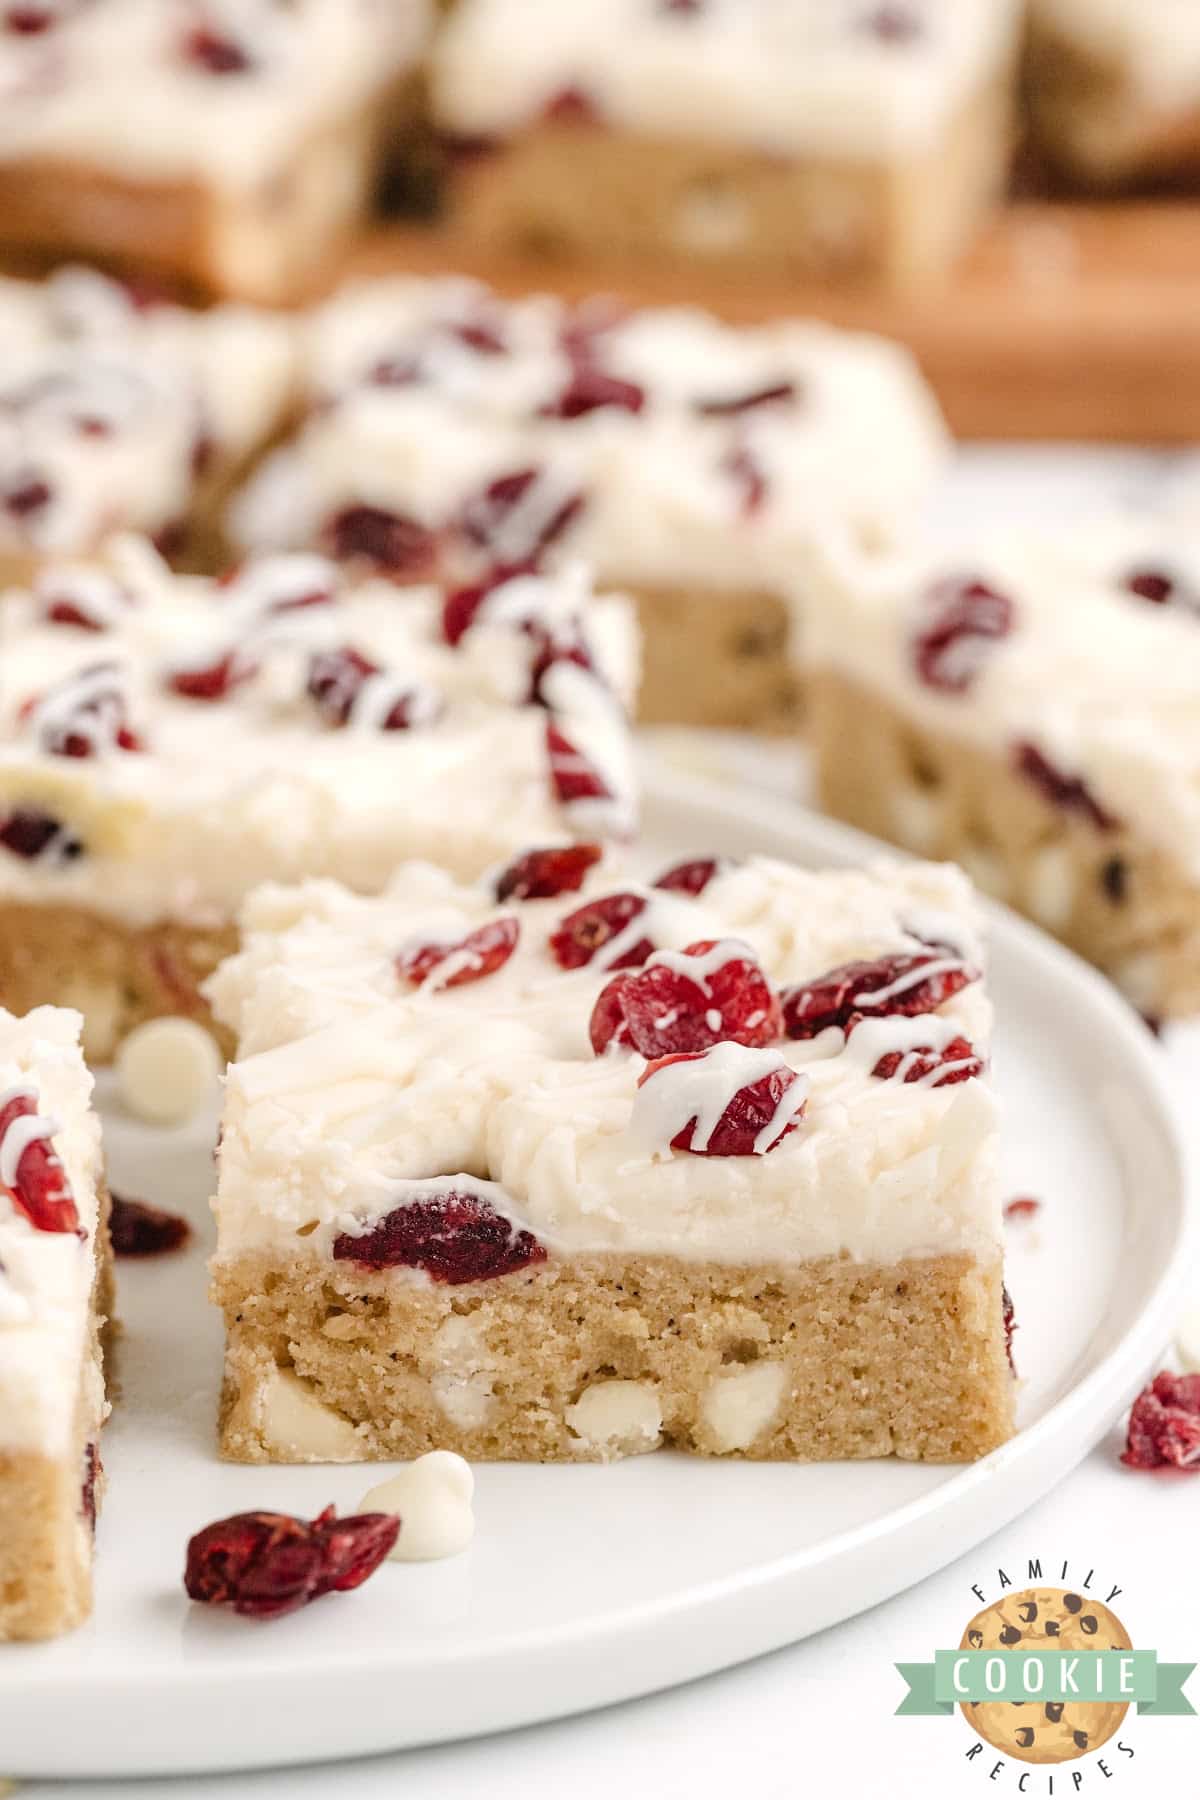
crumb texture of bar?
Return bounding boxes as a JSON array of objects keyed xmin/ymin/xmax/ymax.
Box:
[
  {"xmin": 803, "ymin": 518, "xmax": 1200, "ymax": 1016},
  {"xmin": 208, "ymin": 853, "xmax": 1012, "ymax": 1466},
  {"xmin": 0, "ymin": 1005, "xmax": 109, "ymax": 1641}
]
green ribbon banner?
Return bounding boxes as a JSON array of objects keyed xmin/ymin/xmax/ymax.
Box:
[{"xmin": 895, "ymin": 1651, "xmax": 1196, "ymax": 1718}]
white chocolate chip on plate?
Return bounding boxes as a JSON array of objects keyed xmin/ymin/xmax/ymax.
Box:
[
  {"xmin": 359, "ymin": 1451, "xmax": 475, "ymax": 1562},
  {"xmin": 115, "ymin": 1016, "xmax": 222, "ymax": 1126}
]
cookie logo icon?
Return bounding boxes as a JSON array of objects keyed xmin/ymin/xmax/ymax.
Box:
[{"xmin": 959, "ymin": 1588, "xmax": 1132, "ymax": 1765}]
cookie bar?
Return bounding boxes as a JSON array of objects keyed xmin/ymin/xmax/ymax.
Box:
[
  {"xmin": 0, "ymin": 266, "xmax": 297, "ymax": 583},
  {"xmin": 230, "ymin": 275, "xmax": 949, "ymax": 731},
  {"xmin": 431, "ymin": 0, "xmax": 1023, "ymax": 286},
  {"xmin": 0, "ymin": 0, "xmax": 431, "ymax": 303},
  {"xmin": 0, "ymin": 536, "xmax": 637, "ymax": 1060},
  {"xmin": 805, "ymin": 520, "xmax": 1200, "ymax": 1019},
  {"xmin": 0, "ymin": 1004, "xmax": 110, "ymax": 1641},
  {"xmin": 206, "ymin": 851, "xmax": 1013, "ymax": 1466},
  {"xmin": 1028, "ymin": 0, "xmax": 1200, "ymax": 186}
]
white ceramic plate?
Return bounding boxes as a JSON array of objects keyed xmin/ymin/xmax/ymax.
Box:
[{"xmin": 5, "ymin": 763, "xmax": 1191, "ymax": 1780}]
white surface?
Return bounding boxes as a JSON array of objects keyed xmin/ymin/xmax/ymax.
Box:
[{"xmin": 3, "ymin": 764, "xmax": 1189, "ymax": 1782}]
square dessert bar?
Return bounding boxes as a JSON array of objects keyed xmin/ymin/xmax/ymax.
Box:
[
  {"xmin": 0, "ymin": 266, "xmax": 297, "ymax": 583},
  {"xmin": 206, "ymin": 851, "xmax": 1013, "ymax": 1466},
  {"xmin": 0, "ymin": 0, "xmax": 431, "ymax": 304},
  {"xmin": 806, "ymin": 519, "xmax": 1200, "ymax": 1019},
  {"xmin": 1028, "ymin": 0, "xmax": 1200, "ymax": 186},
  {"xmin": 230, "ymin": 275, "xmax": 949, "ymax": 731},
  {"xmin": 430, "ymin": 0, "xmax": 1023, "ymax": 286},
  {"xmin": 0, "ymin": 1005, "xmax": 109, "ymax": 1641},
  {"xmin": 0, "ymin": 537, "xmax": 637, "ymax": 1060}
]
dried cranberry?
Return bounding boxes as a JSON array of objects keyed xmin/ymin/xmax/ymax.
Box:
[
  {"xmin": 3, "ymin": 476, "xmax": 51, "ymax": 519},
  {"xmin": 30, "ymin": 667, "xmax": 143, "ymax": 759},
  {"xmin": 167, "ymin": 650, "xmax": 256, "ymax": 703},
  {"xmin": 451, "ymin": 317, "xmax": 507, "ymax": 356},
  {"xmin": 550, "ymin": 892, "xmax": 651, "ymax": 970},
  {"xmin": 637, "ymin": 1050, "xmax": 806, "ymax": 1157},
  {"xmin": 1004, "ymin": 1196, "xmax": 1042, "ymax": 1221},
  {"xmin": 529, "ymin": 632, "xmax": 599, "ymax": 708},
  {"xmin": 781, "ymin": 952, "xmax": 977, "ymax": 1040},
  {"xmin": 182, "ymin": 26, "xmax": 251, "ymax": 74},
  {"xmin": 323, "ymin": 505, "xmax": 438, "ymax": 579},
  {"xmin": 590, "ymin": 939, "xmax": 781, "ymax": 1056},
  {"xmin": 540, "ymin": 366, "xmax": 645, "ymax": 421},
  {"xmin": 306, "ymin": 646, "xmax": 433, "ymax": 731},
  {"xmin": 654, "ymin": 856, "xmax": 725, "ymax": 897},
  {"xmin": 0, "ymin": 1089, "xmax": 80, "ymax": 1233},
  {"xmin": 913, "ymin": 577, "xmax": 1015, "ymax": 694},
  {"xmin": 442, "ymin": 578, "xmax": 497, "ymax": 647},
  {"xmin": 1121, "ymin": 1371, "xmax": 1200, "ymax": 1472},
  {"xmin": 546, "ymin": 722, "xmax": 614, "ymax": 809},
  {"xmin": 80, "ymin": 1442, "xmax": 99, "ymax": 1533},
  {"xmin": 367, "ymin": 355, "xmax": 418, "ymax": 388},
  {"xmin": 1003, "ymin": 1284, "xmax": 1017, "ymax": 1374},
  {"xmin": 1123, "ymin": 567, "xmax": 1199, "ymax": 609},
  {"xmin": 184, "ymin": 1505, "xmax": 398, "ymax": 1620},
  {"xmin": 722, "ymin": 445, "xmax": 768, "ymax": 517},
  {"xmin": 0, "ymin": 809, "xmax": 81, "ymax": 861},
  {"xmin": 859, "ymin": 3, "xmax": 922, "ymax": 41},
  {"xmin": 494, "ymin": 843, "xmax": 602, "ymax": 902},
  {"xmin": 459, "ymin": 467, "xmax": 584, "ymax": 566},
  {"xmin": 4, "ymin": 4, "xmax": 56, "ymax": 31},
  {"xmin": 695, "ymin": 382, "xmax": 797, "ymax": 417},
  {"xmin": 397, "ymin": 916, "xmax": 519, "ymax": 989},
  {"xmin": 869, "ymin": 1033, "xmax": 983, "ymax": 1087},
  {"xmin": 542, "ymin": 85, "xmax": 601, "ymax": 124},
  {"xmin": 1014, "ymin": 743, "xmax": 1117, "ymax": 832},
  {"xmin": 109, "ymin": 1192, "xmax": 190, "ymax": 1257},
  {"xmin": 333, "ymin": 1187, "xmax": 546, "ymax": 1283}
]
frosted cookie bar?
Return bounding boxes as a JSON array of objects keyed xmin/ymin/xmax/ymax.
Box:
[
  {"xmin": 0, "ymin": 537, "xmax": 637, "ymax": 1060},
  {"xmin": 231, "ymin": 275, "xmax": 949, "ymax": 731},
  {"xmin": 0, "ymin": 1005, "xmax": 109, "ymax": 1641},
  {"xmin": 806, "ymin": 520, "xmax": 1200, "ymax": 1019},
  {"xmin": 0, "ymin": 267, "xmax": 296, "ymax": 583},
  {"xmin": 0, "ymin": 0, "xmax": 431, "ymax": 303},
  {"xmin": 1028, "ymin": 0, "xmax": 1200, "ymax": 185},
  {"xmin": 206, "ymin": 852, "xmax": 1013, "ymax": 1466},
  {"xmin": 430, "ymin": 0, "xmax": 1023, "ymax": 286}
]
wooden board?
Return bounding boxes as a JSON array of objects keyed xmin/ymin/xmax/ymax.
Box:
[{"xmin": 344, "ymin": 202, "xmax": 1200, "ymax": 444}]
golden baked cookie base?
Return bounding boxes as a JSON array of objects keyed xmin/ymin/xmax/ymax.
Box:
[
  {"xmin": 214, "ymin": 1247, "xmax": 1014, "ymax": 1466},
  {"xmin": 632, "ymin": 582, "xmax": 801, "ymax": 734},
  {"xmin": 810, "ymin": 669, "xmax": 1200, "ymax": 1018},
  {"xmin": 0, "ymin": 1184, "xmax": 113, "ymax": 1643}
]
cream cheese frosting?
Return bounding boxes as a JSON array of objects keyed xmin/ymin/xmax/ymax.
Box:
[
  {"xmin": 432, "ymin": 0, "xmax": 1023, "ymax": 159},
  {"xmin": 207, "ymin": 853, "xmax": 1001, "ymax": 1270},
  {"xmin": 0, "ymin": 1004, "xmax": 103, "ymax": 1458},
  {"xmin": 804, "ymin": 520, "xmax": 1200, "ymax": 879},
  {"xmin": 0, "ymin": 537, "xmax": 639, "ymax": 929},
  {"xmin": 230, "ymin": 275, "xmax": 950, "ymax": 594},
  {"xmin": 0, "ymin": 0, "xmax": 430, "ymax": 193},
  {"xmin": 0, "ymin": 267, "xmax": 297, "ymax": 561}
]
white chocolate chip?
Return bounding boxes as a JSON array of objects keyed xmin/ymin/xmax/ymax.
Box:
[
  {"xmin": 700, "ymin": 1361, "xmax": 786, "ymax": 1453},
  {"xmin": 115, "ymin": 1016, "xmax": 221, "ymax": 1126},
  {"xmin": 565, "ymin": 1379, "xmax": 662, "ymax": 1457},
  {"xmin": 359, "ymin": 1451, "xmax": 475, "ymax": 1561},
  {"xmin": 430, "ymin": 1313, "xmax": 495, "ymax": 1428},
  {"xmin": 260, "ymin": 1367, "xmax": 362, "ymax": 1462},
  {"xmin": 1025, "ymin": 844, "xmax": 1076, "ymax": 932},
  {"xmin": 1176, "ymin": 1305, "xmax": 1200, "ymax": 1374}
]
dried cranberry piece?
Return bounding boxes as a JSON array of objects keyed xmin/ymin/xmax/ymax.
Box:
[
  {"xmin": 494, "ymin": 842, "xmax": 602, "ymax": 902},
  {"xmin": 1121, "ymin": 1371, "xmax": 1200, "ymax": 1472},
  {"xmin": 0, "ymin": 809, "xmax": 81, "ymax": 861},
  {"xmin": 397, "ymin": 916, "xmax": 519, "ymax": 989},
  {"xmin": 637, "ymin": 1050, "xmax": 806, "ymax": 1157},
  {"xmin": 1004, "ymin": 1196, "xmax": 1041, "ymax": 1222},
  {"xmin": 546, "ymin": 722, "xmax": 614, "ymax": 810},
  {"xmin": 540, "ymin": 366, "xmax": 645, "ymax": 421},
  {"xmin": 0, "ymin": 1089, "xmax": 80, "ymax": 1233},
  {"xmin": 542, "ymin": 85, "xmax": 601, "ymax": 125},
  {"xmin": 590, "ymin": 939, "xmax": 782, "ymax": 1057},
  {"xmin": 781, "ymin": 952, "xmax": 977, "ymax": 1040},
  {"xmin": 307, "ymin": 647, "xmax": 435, "ymax": 732},
  {"xmin": 858, "ymin": 3, "xmax": 923, "ymax": 41},
  {"xmin": 333, "ymin": 1188, "xmax": 546, "ymax": 1282},
  {"xmin": 167, "ymin": 649, "xmax": 256, "ymax": 703},
  {"xmin": 722, "ymin": 445, "xmax": 768, "ymax": 518},
  {"xmin": 5, "ymin": 5, "xmax": 56, "ymax": 31},
  {"xmin": 324, "ymin": 505, "xmax": 438, "ymax": 580},
  {"xmin": 459, "ymin": 468, "xmax": 584, "ymax": 566},
  {"xmin": 869, "ymin": 1033, "xmax": 983, "ymax": 1087},
  {"xmin": 1125, "ymin": 568, "xmax": 1176, "ymax": 604},
  {"xmin": 29, "ymin": 666, "xmax": 143, "ymax": 759},
  {"xmin": 42, "ymin": 591, "xmax": 115, "ymax": 631},
  {"xmin": 184, "ymin": 1506, "xmax": 398, "ymax": 1620},
  {"xmin": 109, "ymin": 1192, "xmax": 191, "ymax": 1257},
  {"xmin": 695, "ymin": 381, "xmax": 797, "ymax": 417},
  {"xmin": 3, "ymin": 476, "xmax": 51, "ymax": 520},
  {"xmin": 528, "ymin": 632, "xmax": 600, "ymax": 708},
  {"xmin": 913, "ymin": 577, "xmax": 1015, "ymax": 694},
  {"xmin": 182, "ymin": 26, "xmax": 251, "ymax": 74},
  {"xmin": 653, "ymin": 856, "xmax": 725, "ymax": 897},
  {"xmin": 441, "ymin": 578, "xmax": 497, "ymax": 647},
  {"xmin": 451, "ymin": 318, "xmax": 506, "ymax": 356},
  {"xmin": 80, "ymin": 1442, "xmax": 99, "ymax": 1533},
  {"xmin": 550, "ymin": 892, "xmax": 651, "ymax": 970},
  {"xmin": 1014, "ymin": 743, "xmax": 1118, "ymax": 833},
  {"xmin": 1003, "ymin": 1284, "xmax": 1017, "ymax": 1374}
]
